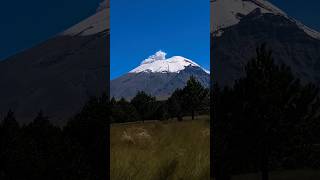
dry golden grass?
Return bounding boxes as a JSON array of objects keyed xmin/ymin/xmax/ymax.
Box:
[{"xmin": 110, "ymin": 116, "xmax": 210, "ymax": 180}]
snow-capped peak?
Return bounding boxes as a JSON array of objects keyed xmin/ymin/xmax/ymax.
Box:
[
  {"xmin": 211, "ymin": 0, "xmax": 320, "ymax": 39},
  {"xmin": 62, "ymin": 0, "xmax": 109, "ymax": 36},
  {"xmin": 130, "ymin": 51, "xmax": 210, "ymax": 74}
]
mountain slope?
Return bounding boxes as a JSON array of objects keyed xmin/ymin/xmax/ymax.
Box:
[
  {"xmin": 62, "ymin": 2, "xmax": 109, "ymax": 36},
  {"xmin": 211, "ymin": 0, "xmax": 320, "ymax": 39},
  {"xmin": 211, "ymin": 0, "xmax": 320, "ymax": 86},
  {"xmin": 0, "ymin": 1, "xmax": 109, "ymax": 125},
  {"xmin": 111, "ymin": 51, "xmax": 209, "ymax": 99}
]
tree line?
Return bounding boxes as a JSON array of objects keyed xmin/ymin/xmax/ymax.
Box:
[
  {"xmin": 213, "ymin": 44, "xmax": 320, "ymax": 180},
  {"xmin": 0, "ymin": 94, "xmax": 109, "ymax": 179},
  {"xmin": 4, "ymin": 43, "xmax": 318, "ymax": 180},
  {"xmin": 110, "ymin": 76, "xmax": 210, "ymax": 123},
  {"xmin": 0, "ymin": 76, "xmax": 209, "ymax": 179}
]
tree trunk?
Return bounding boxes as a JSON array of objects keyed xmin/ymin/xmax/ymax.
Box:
[
  {"xmin": 262, "ymin": 168, "xmax": 269, "ymax": 180},
  {"xmin": 191, "ymin": 110, "xmax": 195, "ymax": 120},
  {"xmin": 261, "ymin": 145, "xmax": 269, "ymax": 180}
]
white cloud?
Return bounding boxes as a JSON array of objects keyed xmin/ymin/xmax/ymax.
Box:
[
  {"xmin": 141, "ymin": 50, "xmax": 167, "ymax": 65},
  {"xmin": 152, "ymin": 50, "xmax": 167, "ymax": 60}
]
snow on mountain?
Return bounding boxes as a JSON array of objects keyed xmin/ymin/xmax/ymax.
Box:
[
  {"xmin": 130, "ymin": 51, "xmax": 210, "ymax": 74},
  {"xmin": 211, "ymin": 0, "xmax": 320, "ymax": 39},
  {"xmin": 111, "ymin": 51, "xmax": 210, "ymax": 99},
  {"xmin": 62, "ymin": 0, "xmax": 109, "ymax": 36}
]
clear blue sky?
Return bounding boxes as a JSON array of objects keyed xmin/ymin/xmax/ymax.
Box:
[
  {"xmin": 110, "ymin": 0, "xmax": 210, "ymax": 79},
  {"xmin": 0, "ymin": 0, "xmax": 320, "ymax": 79},
  {"xmin": 110, "ymin": 0, "xmax": 320, "ymax": 79},
  {"xmin": 0, "ymin": 0, "xmax": 101, "ymax": 60},
  {"xmin": 269, "ymin": 0, "xmax": 320, "ymax": 32}
]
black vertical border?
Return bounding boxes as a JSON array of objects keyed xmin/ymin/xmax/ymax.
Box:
[
  {"xmin": 106, "ymin": 32, "xmax": 110, "ymax": 179},
  {"xmin": 210, "ymin": 33, "xmax": 214, "ymax": 180},
  {"xmin": 106, "ymin": 0, "xmax": 111, "ymax": 178},
  {"xmin": 210, "ymin": 0, "xmax": 214, "ymax": 179}
]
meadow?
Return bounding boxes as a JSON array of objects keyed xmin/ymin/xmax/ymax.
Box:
[{"xmin": 110, "ymin": 116, "xmax": 210, "ymax": 180}]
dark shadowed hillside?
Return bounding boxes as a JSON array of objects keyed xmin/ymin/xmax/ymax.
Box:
[
  {"xmin": 0, "ymin": 2, "xmax": 109, "ymax": 125},
  {"xmin": 211, "ymin": 0, "xmax": 320, "ymax": 87}
]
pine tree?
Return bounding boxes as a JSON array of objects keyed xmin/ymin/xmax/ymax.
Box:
[
  {"xmin": 131, "ymin": 91, "xmax": 156, "ymax": 122},
  {"xmin": 182, "ymin": 76, "xmax": 208, "ymax": 120},
  {"xmin": 167, "ymin": 88, "xmax": 184, "ymax": 121},
  {"xmin": 0, "ymin": 110, "xmax": 22, "ymax": 179},
  {"xmin": 214, "ymin": 44, "xmax": 320, "ymax": 180}
]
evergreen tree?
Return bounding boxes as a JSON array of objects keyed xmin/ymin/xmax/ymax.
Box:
[
  {"xmin": 182, "ymin": 76, "xmax": 208, "ymax": 120},
  {"xmin": 131, "ymin": 91, "xmax": 157, "ymax": 122},
  {"xmin": 153, "ymin": 101, "xmax": 169, "ymax": 121},
  {"xmin": 112, "ymin": 98, "xmax": 139, "ymax": 123},
  {"xmin": 1, "ymin": 110, "xmax": 19, "ymax": 138},
  {"xmin": 214, "ymin": 44, "xmax": 320, "ymax": 180},
  {"xmin": 0, "ymin": 110, "xmax": 21, "ymax": 179},
  {"xmin": 64, "ymin": 92, "xmax": 109, "ymax": 180},
  {"xmin": 21, "ymin": 111, "xmax": 64, "ymax": 180},
  {"xmin": 167, "ymin": 88, "xmax": 184, "ymax": 121}
]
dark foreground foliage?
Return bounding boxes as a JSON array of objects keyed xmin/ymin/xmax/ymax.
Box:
[
  {"xmin": 0, "ymin": 94, "xmax": 109, "ymax": 180},
  {"xmin": 213, "ymin": 44, "xmax": 320, "ymax": 180},
  {"xmin": 0, "ymin": 76, "xmax": 209, "ymax": 179}
]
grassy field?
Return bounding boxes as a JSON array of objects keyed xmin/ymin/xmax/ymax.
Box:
[{"xmin": 110, "ymin": 116, "xmax": 210, "ymax": 180}]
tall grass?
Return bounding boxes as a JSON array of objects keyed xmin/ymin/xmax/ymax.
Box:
[{"xmin": 110, "ymin": 116, "xmax": 210, "ymax": 180}]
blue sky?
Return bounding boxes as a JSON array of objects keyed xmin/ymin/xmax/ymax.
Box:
[
  {"xmin": 0, "ymin": 0, "xmax": 101, "ymax": 60},
  {"xmin": 269, "ymin": 0, "xmax": 320, "ymax": 32},
  {"xmin": 0, "ymin": 0, "xmax": 320, "ymax": 79},
  {"xmin": 110, "ymin": 0, "xmax": 210, "ymax": 79},
  {"xmin": 110, "ymin": 0, "xmax": 320, "ymax": 79}
]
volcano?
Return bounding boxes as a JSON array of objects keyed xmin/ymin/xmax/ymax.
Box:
[
  {"xmin": 211, "ymin": 0, "xmax": 320, "ymax": 86},
  {"xmin": 110, "ymin": 51, "xmax": 210, "ymax": 100}
]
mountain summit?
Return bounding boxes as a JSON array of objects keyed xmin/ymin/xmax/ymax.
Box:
[
  {"xmin": 211, "ymin": 0, "xmax": 320, "ymax": 39},
  {"xmin": 211, "ymin": 0, "xmax": 320, "ymax": 86},
  {"xmin": 111, "ymin": 51, "xmax": 209, "ymax": 99},
  {"xmin": 62, "ymin": 0, "xmax": 109, "ymax": 36},
  {"xmin": 130, "ymin": 51, "xmax": 210, "ymax": 74}
]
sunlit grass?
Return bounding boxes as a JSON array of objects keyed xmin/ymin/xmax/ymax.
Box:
[{"xmin": 110, "ymin": 116, "xmax": 210, "ymax": 180}]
